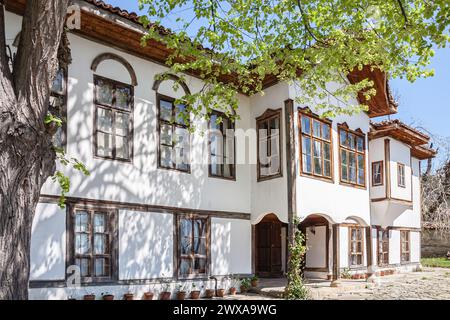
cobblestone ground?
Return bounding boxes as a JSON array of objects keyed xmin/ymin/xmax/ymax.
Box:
[{"xmin": 323, "ymin": 267, "xmax": 450, "ymax": 300}]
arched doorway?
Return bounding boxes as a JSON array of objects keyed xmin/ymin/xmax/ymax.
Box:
[{"xmin": 255, "ymin": 214, "xmax": 287, "ymax": 277}]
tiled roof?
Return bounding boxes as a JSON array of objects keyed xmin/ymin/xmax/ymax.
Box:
[
  {"xmin": 84, "ymin": 0, "xmax": 141, "ymax": 23},
  {"xmin": 370, "ymin": 119, "xmax": 430, "ymax": 140}
]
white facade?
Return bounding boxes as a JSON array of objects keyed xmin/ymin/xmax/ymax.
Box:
[{"xmin": 5, "ymin": 4, "xmax": 431, "ymax": 300}]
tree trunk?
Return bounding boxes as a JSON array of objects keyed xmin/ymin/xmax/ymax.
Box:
[{"xmin": 0, "ymin": 0, "xmax": 68, "ymax": 300}]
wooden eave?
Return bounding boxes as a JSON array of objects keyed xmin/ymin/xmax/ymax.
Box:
[
  {"xmin": 369, "ymin": 122, "xmax": 430, "ymax": 147},
  {"xmin": 411, "ymin": 145, "xmax": 437, "ymax": 160}
]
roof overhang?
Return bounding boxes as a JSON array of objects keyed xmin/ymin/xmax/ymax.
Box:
[
  {"xmin": 369, "ymin": 120, "xmax": 430, "ymax": 146},
  {"xmin": 411, "ymin": 145, "xmax": 437, "ymax": 160}
]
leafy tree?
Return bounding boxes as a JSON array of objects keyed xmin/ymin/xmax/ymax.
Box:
[{"xmin": 138, "ymin": 0, "xmax": 449, "ymax": 121}]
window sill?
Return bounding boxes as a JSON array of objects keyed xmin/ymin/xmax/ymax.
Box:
[
  {"xmin": 339, "ymin": 181, "xmax": 367, "ymax": 190},
  {"xmin": 94, "ymin": 155, "xmax": 133, "ymax": 164},
  {"xmin": 209, "ymin": 174, "xmax": 236, "ymax": 182},
  {"xmin": 158, "ymin": 165, "xmax": 191, "ymax": 174},
  {"xmin": 257, "ymin": 172, "xmax": 283, "ymax": 182},
  {"xmin": 299, "ymin": 172, "xmax": 334, "ymax": 184}
]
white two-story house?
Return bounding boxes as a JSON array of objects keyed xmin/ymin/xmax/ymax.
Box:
[{"xmin": 4, "ymin": 0, "xmax": 436, "ymax": 299}]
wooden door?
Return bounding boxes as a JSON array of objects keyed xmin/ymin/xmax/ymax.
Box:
[{"xmin": 256, "ymin": 221, "xmax": 283, "ymax": 277}]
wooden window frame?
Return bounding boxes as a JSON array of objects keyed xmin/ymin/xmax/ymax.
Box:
[
  {"xmin": 298, "ymin": 109, "xmax": 333, "ymax": 182},
  {"xmin": 156, "ymin": 93, "xmax": 191, "ymax": 173},
  {"xmin": 50, "ymin": 66, "xmax": 68, "ymax": 150},
  {"xmin": 348, "ymin": 226, "xmax": 364, "ymax": 268},
  {"xmin": 208, "ymin": 110, "xmax": 236, "ymax": 180},
  {"xmin": 338, "ymin": 124, "xmax": 366, "ymax": 189},
  {"xmin": 397, "ymin": 163, "xmax": 406, "ymax": 188},
  {"xmin": 400, "ymin": 230, "xmax": 410, "ymax": 264},
  {"xmin": 67, "ymin": 204, "xmax": 119, "ymax": 284},
  {"xmin": 93, "ymin": 75, "xmax": 134, "ymax": 163},
  {"xmin": 372, "ymin": 161, "xmax": 384, "ymax": 187},
  {"xmin": 175, "ymin": 214, "xmax": 211, "ymax": 279},
  {"xmin": 377, "ymin": 227, "xmax": 389, "ymax": 266},
  {"xmin": 256, "ymin": 109, "xmax": 283, "ymax": 182}
]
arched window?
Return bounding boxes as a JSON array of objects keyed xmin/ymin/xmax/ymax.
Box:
[
  {"xmin": 153, "ymin": 75, "xmax": 191, "ymax": 173},
  {"xmin": 92, "ymin": 53, "xmax": 136, "ymax": 162}
]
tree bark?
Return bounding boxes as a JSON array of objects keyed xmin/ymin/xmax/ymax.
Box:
[{"xmin": 0, "ymin": 0, "xmax": 68, "ymax": 300}]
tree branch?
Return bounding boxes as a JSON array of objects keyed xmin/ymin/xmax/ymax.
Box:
[
  {"xmin": 396, "ymin": 0, "xmax": 409, "ymax": 26},
  {"xmin": 0, "ymin": 0, "xmax": 15, "ymax": 112},
  {"xmin": 13, "ymin": 0, "xmax": 69, "ymax": 126}
]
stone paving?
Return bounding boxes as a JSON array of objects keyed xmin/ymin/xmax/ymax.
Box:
[{"xmin": 229, "ymin": 268, "xmax": 450, "ymax": 300}]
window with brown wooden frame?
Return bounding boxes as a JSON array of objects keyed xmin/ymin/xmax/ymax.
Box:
[
  {"xmin": 209, "ymin": 111, "xmax": 236, "ymax": 180},
  {"xmin": 177, "ymin": 215, "xmax": 210, "ymax": 278},
  {"xmin": 349, "ymin": 227, "xmax": 364, "ymax": 267},
  {"xmin": 339, "ymin": 125, "xmax": 366, "ymax": 187},
  {"xmin": 157, "ymin": 94, "xmax": 191, "ymax": 172},
  {"xmin": 398, "ymin": 163, "xmax": 406, "ymax": 188},
  {"xmin": 299, "ymin": 111, "xmax": 332, "ymax": 180},
  {"xmin": 49, "ymin": 66, "xmax": 68, "ymax": 150},
  {"xmin": 69, "ymin": 207, "xmax": 118, "ymax": 283},
  {"xmin": 94, "ymin": 75, "xmax": 133, "ymax": 161},
  {"xmin": 372, "ymin": 161, "xmax": 384, "ymax": 186},
  {"xmin": 257, "ymin": 109, "xmax": 282, "ymax": 181},
  {"xmin": 400, "ymin": 230, "xmax": 410, "ymax": 263},
  {"xmin": 377, "ymin": 228, "xmax": 389, "ymax": 266}
]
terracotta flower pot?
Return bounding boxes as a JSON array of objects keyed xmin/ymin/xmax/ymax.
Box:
[
  {"xmin": 205, "ymin": 289, "xmax": 215, "ymax": 299},
  {"xmin": 352, "ymin": 274, "xmax": 359, "ymax": 280},
  {"xmin": 160, "ymin": 292, "xmax": 172, "ymax": 300},
  {"xmin": 190, "ymin": 291, "xmax": 201, "ymax": 300},
  {"xmin": 217, "ymin": 289, "xmax": 225, "ymax": 298},
  {"xmin": 102, "ymin": 295, "xmax": 114, "ymax": 301},
  {"xmin": 251, "ymin": 280, "xmax": 259, "ymax": 288},
  {"xmin": 123, "ymin": 294, "xmax": 134, "ymax": 301},
  {"xmin": 380, "ymin": 271, "xmax": 385, "ymax": 276},
  {"xmin": 83, "ymin": 295, "xmax": 96, "ymax": 301},
  {"xmin": 240, "ymin": 286, "xmax": 248, "ymax": 294},
  {"xmin": 143, "ymin": 292, "xmax": 154, "ymax": 300},
  {"xmin": 177, "ymin": 292, "xmax": 187, "ymax": 300},
  {"xmin": 229, "ymin": 287, "xmax": 237, "ymax": 295}
]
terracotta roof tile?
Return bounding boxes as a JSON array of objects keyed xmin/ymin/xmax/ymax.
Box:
[{"xmin": 370, "ymin": 119, "xmax": 430, "ymax": 140}]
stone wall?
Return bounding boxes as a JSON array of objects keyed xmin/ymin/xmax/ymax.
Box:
[{"xmin": 422, "ymin": 228, "xmax": 450, "ymax": 258}]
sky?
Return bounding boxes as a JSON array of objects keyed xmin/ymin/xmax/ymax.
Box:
[{"xmin": 107, "ymin": 0, "xmax": 450, "ymax": 140}]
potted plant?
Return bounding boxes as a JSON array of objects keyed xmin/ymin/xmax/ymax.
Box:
[
  {"xmin": 123, "ymin": 292, "xmax": 134, "ymax": 300},
  {"xmin": 83, "ymin": 294, "xmax": 96, "ymax": 300},
  {"xmin": 176, "ymin": 285, "xmax": 187, "ymax": 301},
  {"xmin": 240, "ymin": 278, "xmax": 251, "ymax": 294},
  {"xmin": 229, "ymin": 276, "xmax": 238, "ymax": 295},
  {"xmin": 143, "ymin": 284, "xmax": 155, "ymax": 300},
  {"xmin": 102, "ymin": 292, "xmax": 114, "ymax": 301},
  {"xmin": 205, "ymin": 288, "xmax": 215, "ymax": 299},
  {"xmin": 216, "ymin": 288, "xmax": 226, "ymax": 298},
  {"xmin": 160, "ymin": 284, "xmax": 172, "ymax": 300},
  {"xmin": 250, "ymin": 276, "xmax": 259, "ymax": 288},
  {"xmin": 190, "ymin": 284, "xmax": 201, "ymax": 300}
]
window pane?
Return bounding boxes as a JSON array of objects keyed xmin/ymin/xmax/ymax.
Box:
[
  {"xmin": 313, "ymin": 140, "xmax": 322, "ymax": 175},
  {"xmin": 340, "ymin": 130, "xmax": 347, "ymax": 147},
  {"xmin": 180, "ymin": 258, "xmax": 192, "ymax": 276},
  {"xmin": 160, "ymin": 124, "xmax": 173, "ymax": 146},
  {"xmin": 211, "ymin": 156, "xmax": 223, "ymax": 176},
  {"xmin": 349, "ymin": 153, "xmax": 357, "ymax": 183},
  {"xmin": 210, "ymin": 131, "xmax": 223, "ymax": 157},
  {"xmin": 115, "ymin": 86, "xmax": 131, "ymax": 110},
  {"xmin": 225, "ymin": 134, "xmax": 235, "ymax": 165},
  {"xmin": 348, "ymin": 133, "xmax": 356, "ymax": 150},
  {"xmin": 194, "ymin": 220, "xmax": 206, "ymax": 238},
  {"xmin": 194, "ymin": 258, "xmax": 207, "ymax": 274},
  {"xmin": 181, "ymin": 236, "xmax": 192, "ymax": 255},
  {"xmin": 174, "ymin": 127, "xmax": 190, "ymax": 170},
  {"xmin": 115, "ymin": 112, "xmax": 129, "ymax": 137},
  {"xmin": 180, "ymin": 219, "xmax": 192, "ymax": 238},
  {"xmin": 94, "ymin": 258, "xmax": 109, "ymax": 277},
  {"xmin": 160, "ymin": 145, "xmax": 173, "ymax": 168},
  {"xmin": 96, "ymin": 80, "xmax": 113, "ymax": 106},
  {"xmin": 301, "ymin": 116, "xmax": 311, "ymax": 134},
  {"xmin": 97, "ymin": 108, "xmax": 113, "ymax": 133},
  {"xmin": 115, "ymin": 135, "xmax": 129, "ymax": 159},
  {"xmin": 302, "ymin": 136, "xmax": 312, "ymax": 173},
  {"xmin": 94, "ymin": 213, "xmax": 106, "ymax": 233},
  {"xmin": 357, "ymin": 136, "xmax": 364, "ymax": 152},
  {"xmin": 341, "ymin": 150, "xmax": 348, "ymax": 181},
  {"xmin": 175, "ymin": 104, "xmax": 187, "ymax": 125},
  {"xmin": 324, "ymin": 160, "xmax": 331, "ymax": 177},
  {"xmin": 159, "ymin": 100, "xmax": 173, "ymax": 121},
  {"xmin": 210, "ymin": 113, "xmax": 220, "ymax": 130},
  {"xmin": 322, "ymin": 123, "xmax": 331, "ymax": 141},
  {"xmin": 75, "ymin": 234, "xmax": 90, "ymax": 255},
  {"xmin": 75, "ymin": 211, "xmax": 89, "ymax": 233},
  {"xmin": 323, "ymin": 143, "xmax": 331, "ymax": 161},
  {"xmin": 97, "ymin": 132, "xmax": 113, "ymax": 157},
  {"xmin": 76, "ymin": 258, "xmax": 90, "ymax": 277},
  {"xmin": 358, "ymin": 154, "xmax": 365, "ymax": 185},
  {"xmin": 313, "ymin": 120, "xmax": 321, "ymax": 138},
  {"xmin": 94, "ymin": 234, "xmax": 107, "ymax": 254},
  {"xmin": 194, "ymin": 238, "xmax": 207, "ymax": 256}
]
